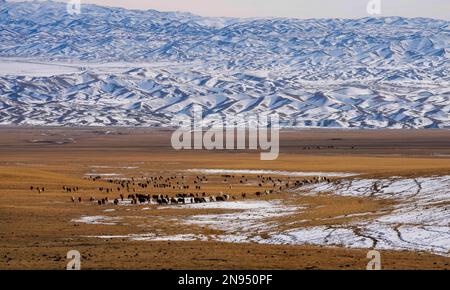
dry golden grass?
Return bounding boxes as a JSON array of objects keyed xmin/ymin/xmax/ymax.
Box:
[{"xmin": 0, "ymin": 127, "xmax": 449, "ymax": 269}]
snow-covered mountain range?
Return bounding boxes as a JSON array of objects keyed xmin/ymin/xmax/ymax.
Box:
[{"xmin": 0, "ymin": 1, "xmax": 449, "ymax": 128}]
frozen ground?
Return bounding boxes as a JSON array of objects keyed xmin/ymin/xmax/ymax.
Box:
[
  {"xmin": 281, "ymin": 175, "xmax": 450, "ymax": 256},
  {"xmin": 75, "ymin": 175, "xmax": 450, "ymax": 256},
  {"xmin": 71, "ymin": 215, "xmax": 122, "ymax": 225}
]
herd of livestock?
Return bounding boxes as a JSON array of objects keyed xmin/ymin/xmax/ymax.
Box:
[{"xmin": 30, "ymin": 174, "xmax": 333, "ymax": 207}]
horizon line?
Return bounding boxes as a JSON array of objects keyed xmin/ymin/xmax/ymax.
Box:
[{"xmin": 5, "ymin": 0, "xmax": 450, "ymax": 22}]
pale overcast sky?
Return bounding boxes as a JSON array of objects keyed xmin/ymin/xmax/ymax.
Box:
[{"xmin": 8, "ymin": 0, "xmax": 450, "ymax": 20}]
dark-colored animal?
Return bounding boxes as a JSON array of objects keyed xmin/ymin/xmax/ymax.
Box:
[{"xmin": 216, "ymin": 195, "xmax": 230, "ymax": 201}]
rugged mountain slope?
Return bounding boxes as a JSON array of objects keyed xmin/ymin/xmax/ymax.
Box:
[{"xmin": 0, "ymin": 1, "xmax": 449, "ymax": 128}]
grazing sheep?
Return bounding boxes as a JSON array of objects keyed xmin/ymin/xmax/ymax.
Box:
[
  {"xmin": 194, "ymin": 197, "xmax": 206, "ymax": 203},
  {"xmin": 216, "ymin": 194, "xmax": 230, "ymax": 202}
]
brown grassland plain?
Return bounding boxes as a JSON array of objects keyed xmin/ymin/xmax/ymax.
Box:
[{"xmin": 0, "ymin": 127, "xmax": 449, "ymax": 269}]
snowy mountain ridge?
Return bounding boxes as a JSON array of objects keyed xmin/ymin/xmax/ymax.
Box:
[{"xmin": 0, "ymin": 1, "xmax": 449, "ymax": 128}]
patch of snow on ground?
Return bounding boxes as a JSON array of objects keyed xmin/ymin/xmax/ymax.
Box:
[
  {"xmin": 84, "ymin": 173, "xmax": 123, "ymax": 177},
  {"xmin": 291, "ymin": 175, "xmax": 450, "ymax": 256},
  {"xmin": 91, "ymin": 233, "xmax": 208, "ymax": 242},
  {"xmin": 71, "ymin": 215, "xmax": 121, "ymax": 225},
  {"xmin": 183, "ymin": 200, "xmax": 301, "ymax": 233}
]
